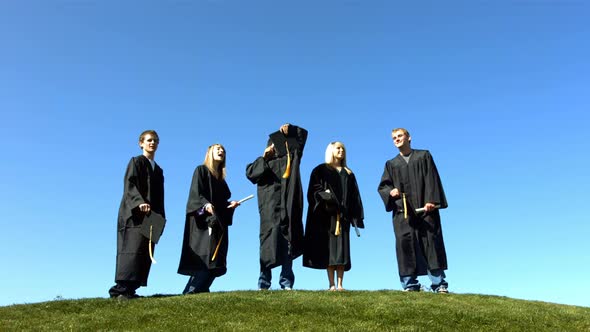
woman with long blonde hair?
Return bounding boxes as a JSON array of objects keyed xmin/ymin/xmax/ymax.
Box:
[
  {"xmin": 303, "ymin": 141, "xmax": 364, "ymax": 291},
  {"xmin": 178, "ymin": 144, "xmax": 240, "ymax": 294}
]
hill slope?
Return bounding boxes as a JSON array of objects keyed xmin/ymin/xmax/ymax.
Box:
[{"xmin": 1, "ymin": 290, "xmax": 588, "ymax": 331}]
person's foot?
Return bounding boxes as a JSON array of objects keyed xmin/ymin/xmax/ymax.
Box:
[
  {"xmin": 337, "ymin": 287, "xmax": 345, "ymax": 291},
  {"xmin": 283, "ymin": 287, "xmax": 292, "ymax": 291},
  {"xmin": 436, "ymin": 286, "xmax": 449, "ymax": 294},
  {"xmin": 113, "ymin": 293, "xmax": 141, "ymax": 300},
  {"xmin": 328, "ymin": 286, "xmax": 336, "ymax": 291},
  {"xmin": 403, "ymin": 287, "xmax": 420, "ymax": 292}
]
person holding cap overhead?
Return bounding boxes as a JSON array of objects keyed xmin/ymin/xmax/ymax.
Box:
[
  {"xmin": 246, "ymin": 123, "xmax": 308, "ymax": 290},
  {"xmin": 109, "ymin": 130, "xmax": 166, "ymax": 300}
]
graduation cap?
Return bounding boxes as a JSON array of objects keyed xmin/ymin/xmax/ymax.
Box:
[
  {"xmin": 268, "ymin": 130, "xmax": 300, "ymax": 157},
  {"xmin": 140, "ymin": 211, "xmax": 166, "ymax": 244},
  {"xmin": 140, "ymin": 212, "xmax": 166, "ymax": 263},
  {"xmin": 269, "ymin": 130, "xmax": 300, "ymax": 179}
]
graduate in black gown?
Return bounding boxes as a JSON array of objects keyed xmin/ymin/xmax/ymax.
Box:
[
  {"xmin": 109, "ymin": 130, "xmax": 165, "ymax": 300},
  {"xmin": 246, "ymin": 123, "xmax": 307, "ymax": 290},
  {"xmin": 303, "ymin": 142, "xmax": 364, "ymax": 291},
  {"xmin": 178, "ymin": 144, "xmax": 241, "ymax": 294},
  {"xmin": 377, "ymin": 128, "xmax": 449, "ymax": 293}
]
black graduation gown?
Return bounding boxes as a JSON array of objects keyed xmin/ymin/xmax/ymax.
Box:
[
  {"xmin": 377, "ymin": 149, "xmax": 448, "ymax": 277},
  {"xmin": 245, "ymin": 125, "xmax": 308, "ymax": 269},
  {"xmin": 178, "ymin": 165, "xmax": 235, "ymax": 277},
  {"xmin": 303, "ymin": 164, "xmax": 364, "ymax": 271},
  {"xmin": 115, "ymin": 155, "xmax": 165, "ymax": 285}
]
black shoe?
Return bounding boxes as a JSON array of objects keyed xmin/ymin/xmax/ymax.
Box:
[{"xmin": 403, "ymin": 287, "xmax": 420, "ymax": 292}]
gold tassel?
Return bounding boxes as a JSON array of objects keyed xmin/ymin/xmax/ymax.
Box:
[
  {"xmin": 282, "ymin": 142, "xmax": 291, "ymax": 179},
  {"xmin": 211, "ymin": 233, "xmax": 224, "ymax": 261},
  {"xmin": 403, "ymin": 193, "xmax": 408, "ymax": 220},
  {"xmin": 335, "ymin": 210, "xmax": 341, "ymax": 236},
  {"xmin": 148, "ymin": 225, "xmax": 157, "ymax": 264}
]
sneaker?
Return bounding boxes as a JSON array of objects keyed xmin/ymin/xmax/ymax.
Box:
[
  {"xmin": 436, "ymin": 286, "xmax": 449, "ymax": 294},
  {"xmin": 283, "ymin": 287, "xmax": 292, "ymax": 291},
  {"xmin": 403, "ymin": 287, "xmax": 420, "ymax": 292}
]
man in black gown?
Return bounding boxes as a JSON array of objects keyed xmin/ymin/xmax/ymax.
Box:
[
  {"xmin": 377, "ymin": 128, "xmax": 449, "ymax": 293},
  {"xmin": 109, "ymin": 130, "xmax": 165, "ymax": 299},
  {"xmin": 246, "ymin": 123, "xmax": 307, "ymax": 290}
]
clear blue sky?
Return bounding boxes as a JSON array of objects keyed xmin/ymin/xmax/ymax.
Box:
[{"xmin": 1, "ymin": 1, "xmax": 589, "ymax": 308}]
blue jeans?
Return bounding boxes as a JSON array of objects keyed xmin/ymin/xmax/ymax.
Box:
[
  {"xmin": 258, "ymin": 258, "xmax": 294, "ymax": 290},
  {"xmin": 183, "ymin": 269, "xmax": 216, "ymax": 294},
  {"xmin": 258, "ymin": 237, "xmax": 294, "ymax": 290},
  {"xmin": 400, "ymin": 269, "xmax": 447, "ymax": 292}
]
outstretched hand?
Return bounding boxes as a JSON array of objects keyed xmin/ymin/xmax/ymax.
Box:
[{"xmin": 228, "ymin": 201, "xmax": 240, "ymax": 209}]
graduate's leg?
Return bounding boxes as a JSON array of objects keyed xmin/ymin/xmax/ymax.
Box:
[
  {"xmin": 327, "ymin": 266, "xmax": 336, "ymax": 290},
  {"xmin": 182, "ymin": 276, "xmax": 196, "ymax": 294},
  {"xmin": 336, "ymin": 266, "xmax": 345, "ymax": 291},
  {"xmin": 427, "ymin": 269, "xmax": 448, "ymax": 292},
  {"xmin": 400, "ymin": 275, "xmax": 420, "ymax": 291},
  {"xmin": 278, "ymin": 237, "xmax": 294, "ymax": 290},
  {"xmin": 279, "ymin": 256, "xmax": 294, "ymax": 290},
  {"xmin": 183, "ymin": 269, "xmax": 212, "ymax": 294},
  {"xmin": 202, "ymin": 271, "xmax": 216, "ymax": 293},
  {"xmin": 258, "ymin": 261, "xmax": 272, "ymax": 290}
]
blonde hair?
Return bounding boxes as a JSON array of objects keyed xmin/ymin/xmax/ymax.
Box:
[
  {"xmin": 325, "ymin": 141, "xmax": 352, "ymax": 175},
  {"xmin": 203, "ymin": 143, "xmax": 227, "ymax": 180}
]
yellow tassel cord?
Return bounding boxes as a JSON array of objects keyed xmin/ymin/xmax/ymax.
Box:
[
  {"xmin": 282, "ymin": 142, "xmax": 291, "ymax": 179},
  {"xmin": 148, "ymin": 225, "xmax": 157, "ymax": 264},
  {"xmin": 403, "ymin": 193, "xmax": 408, "ymax": 220},
  {"xmin": 335, "ymin": 210, "xmax": 341, "ymax": 236},
  {"xmin": 211, "ymin": 233, "xmax": 224, "ymax": 261}
]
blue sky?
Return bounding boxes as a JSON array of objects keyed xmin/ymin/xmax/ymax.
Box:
[{"xmin": 1, "ymin": 1, "xmax": 589, "ymax": 308}]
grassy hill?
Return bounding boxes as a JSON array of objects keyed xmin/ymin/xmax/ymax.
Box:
[{"xmin": 1, "ymin": 290, "xmax": 588, "ymax": 331}]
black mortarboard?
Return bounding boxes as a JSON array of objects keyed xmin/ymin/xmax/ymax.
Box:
[
  {"xmin": 268, "ymin": 130, "xmax": 300, "ymax": 157},
  {"xmin": 140, "ymin": 212, "xmax": 166, "ymax": 244}
]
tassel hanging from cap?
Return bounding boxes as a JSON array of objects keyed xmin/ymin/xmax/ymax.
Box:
[
  {"xmin": 282, "ymin": 142, "xmax": 291, "ymax": 179},
  {"xmin": 403, "ymin": 193, "xmax": 408, "ymax": 220},
  {"xmin": 335, "ymin": 210, "xmax": 341, "ymax": 236},
  {"xmin": 211, "ymin": 233, "xmax": 224, "ymax": 261},
  {"xmin": 148, "ymin": 225, "xmax": 157, "ymax": 264}
]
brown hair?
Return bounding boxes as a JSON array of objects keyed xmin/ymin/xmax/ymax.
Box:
[
  {"xmin": 391, "ymin": 128, "xmax": 410, "ymax": 137},
  {"xmin": 139, "ymin": 130, "xmax": 159, "ymax": 143}
]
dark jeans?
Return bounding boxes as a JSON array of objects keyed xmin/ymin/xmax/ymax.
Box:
[
  {"xmin": 400, "ymin": 269, "xmax": 448, "ymax": 291},
  {"xmin": 258, "ymin": 237, "xmax": 294, "ymax": 290},
  {"xmin": 183, "ymin": 269, "xmax": 216, "ymax": 294}
]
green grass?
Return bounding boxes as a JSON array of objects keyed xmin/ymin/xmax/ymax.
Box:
[{"xmin": 1, "ymin": 291, "xmax": 588, "ymax": 331}]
